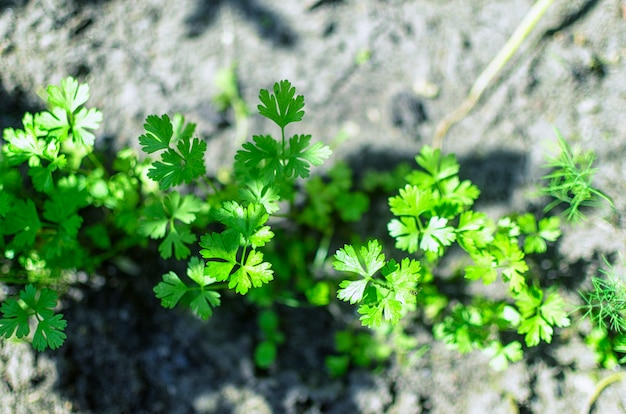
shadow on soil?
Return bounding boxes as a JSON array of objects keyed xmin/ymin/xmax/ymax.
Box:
[{"xmin": 186, "ymin": 0, "xmax": 298, "ymax": 46}]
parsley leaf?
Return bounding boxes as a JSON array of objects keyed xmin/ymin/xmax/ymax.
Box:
[
  {"xmin": 239, "ymin": 181, "xmax": 281, "ymax": 215},
  {"xmin": 517, "ymin": 213, "xmax": 561, "ymax": 254},
  {"xmin": 229, "ymin": 249, "xmax": 274, "ymax": 294},
  {"xmin": 388, "ymin": 185, "xmax": 435, "ymax": 217},
  {"xmin": 515, "ymin": 286, "xmax": 570, "ymax": 346},
  {"xmin": 485, "ymin": 340, "xmax": 523, "ymax": 371},
  {"xmin": 334, "ymin": 240, "xmax": 386, "ymax": 280},
  {"xmin": 139, "ymin": 192, "xmax": 202, "ymax": 259},
  {"xmin": 154, "ymin": 257, "xmax": 221, "ymax": 319},
  {"xmin": 334, "ymin": 241, "xmax": 421, "ymax": 327},
  {"xmin": 420, "ymin": 216, "xmax": 456, "ymax": 253},
  {"xmin": 139, "ymin": 114, "xmax": 173, "ymax": 153},
  {"xmin": 40, "ymin": 77, "xmax": 103, "ymax": 146},
  {"xmin": 2, "ymin": 199, "xmax": 42, "ymax": 250},
  {"xmin": 200, "ymin": 231, "xmax": 274, "ymax": 295},
  {"xmin": 409, "ymin": 145, "xmax": 459, "ymax": 186},
  {"xmin": 140, "ymin": 114, "xmax": 207, "ymax": 190},
  {"xmin": 2, "ymin": 114, "xmax": 46, "ymax": 165},
  {"xmin": 285, "ymin": 134, "xmax": 332, "ymax": 178},
  {"xmin": 388, "ymin": 217, "xmax": 420, "ymax": 254},
  {"xmin": 0, "ymin": 284, "xmax": 67, "ymax": 351},
  {"xmin": 212, "ymin": 201, "xmax": 271, "ymax": 243},
  {"xmin": 257, "ymin": 80, "xmax": 305, "ymax": 129},
  {"xmin": 46, "ymin": 76, "xmax": 89, "ymax": 113}
]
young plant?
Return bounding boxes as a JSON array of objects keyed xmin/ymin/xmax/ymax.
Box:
[
  {"xmin": 150, "ymin": 80, "xmax": 332, "ymax": 319},
  {"xmin": 0, "ymin": 77, "xmax": 150, "ymax": 350},
  {"xmin": 333, "ymin": 145, "xmax": 569, "ymax": 369},
  {"xmin": 580, "ymin": 257, "xmax": 626, "ymax": 334},
  {"xmin": 541, "ymin": 128, "xmax": 614, "ymax": 222}
]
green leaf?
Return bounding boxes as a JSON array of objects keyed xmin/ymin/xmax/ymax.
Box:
[
  {"xmin": 359, "ymin": 293, "xmax": 404, "ymax": 327},
  {"xmin": 33, "ymin": 314, "xmax": 67, "ymax": 351},
  {"xmin": 0, "ymin": 284, "xmax": 67, "ymax": 351},
  {"xmin": 0, "ymin": 192, "xmax": 14, "ymax": 218},
  {"xmin": 213, "ymin": 201, "xmax": 270, "ymax": 241},
  {"xmin": 335, "ymin": 192, "xmax": 369, "ymax": 222},
  {"xmin": 3, "ymin": 199, "xmax": 42, "ymax": 250},
  {"xmin": 154, "ymin": 259, "xmax": 221, "ymax": 320},
  {"xmin": 189, "ymin": 290, "xmax": 221, "ymax": 320},
  {"xmin": 254, "ymin": 341, "xmax": 277, "ymax": 369},
  {"xmin": 337, "ymin": 279, "xmax": 369, "ymax": 304},
  {"xmin": 326, "ymin": 355, "xmax": 351, "ymax": 378},
  {"xmin": 154, "ymin": 272, "xmax": 187, "ymax": 308},
  {"xmin": 0, "ymin": 297, "xmax": 31, "ymax": 339},
  {"xmin": 538, "ymin": 216, "xmax": 561, "ymax": 242},
  {"xmin": 28, "ymin": 164, "xmax": 56, "ymax": 194},
  {"xmin": 139, "ymin": 114, "xmax": 173, "ymax": 154},
  {"xmin": 201, "ymin": 231, "xmax": 240, "ymax": 280},
  {"xmin": 490, "ymin": 234, "xmax": 528, "ymax": 292},
  {"xmin": 519, "ymin": 214, "xmax": 561, "ymax": 254},
  {"xmin": 515, "ymin": 287, "xmax": 570, "ymax": 346},
  {"xmin": 420, "ymin": 216, "xmax": 456, "ymax": 253},
  {"xmin": 384, "ymin": 258, "xmax": 422, "ymax": 305},
  {"xmin": 2, "ymin": 116, "xmax": 46, "ymax": 164},
  {"xmin": 234, "ymin": 135, "xmax": 282, "ymax": 181},
  {"xmin": 388, "ymin": 185, "xmax": 435, "ymax": 217},
  {"xmin": 41, "ymin": 78, "xmax": 103, "ymax": 146},
  {"xmin": 71, "ymin": 107, "xmax": 102, "ymax": 146},
  {"xmin": 140, "ymin": 193, "xmax": 202, "ymax": 259},
  {"xmin": 46, "ymin": 76, "xmax": 89, "ymax": 113},
  {"xmin": 139, "ymin": 201, "xmax": 169, "ymax": 238},
  {"xmin": 388, "ymin": 217, "xmax": 419, "ymax": 254},
  {"xmin": 158, "ymin": 226, "xmax": 196, "ymax": 260},
  {"xmin": 456, "ymin": 210, "xmax": 494, "ymax": 251},
  {"xmin": 437, "ymin": 176, "xmax": 480, "ymax": 210},
  {"xmin": 141, "ymin": 114, "xmax": 207, "ymax": 190},
  {"xmin": 541, "ymin": 291, "xmax": 571, "ymax": 328},
  {"xmin": 408, "ymin": 145, "xmax": 459, "ymax": 188},
  {"xmin": 465, "ymin": 251, "xmax": 498, "ymax": 284},
  {"xmin": 148, "ymin": 142, "xmax": 207, "ymax": 190},
  {"xmin": 163, "ymin": 192, "xmax": 203, "ymax": 224},
  {"xmin": 239, "ymin": 181, "xmax": 281, "ymax": 214},
  {"xmin": 333, "ymin": 240, "xmax": 386, "ymax": 279},
  {"xmin": 486, "ymin": 341, "xmax": 523, "ymax": 371},
  {"xmin": 284, "ymin": 134, "xmax": 332, "ymax": 178},
  {"xmin": 257, "ymin": 80, "xmax": 305, "ymax": 128},
  {"xmin": 37, "ymin": 108, "xmax": 70, "ymax": 142},
  {"xmin": 229, "ymin": 249, "xmax": 274, "ymax": 294},
  {"xmin": 518, "ymin": 314, "xmax": 552, "ymax": 347}
]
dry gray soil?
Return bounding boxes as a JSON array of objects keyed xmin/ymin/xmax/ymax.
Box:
[{"xmin": 1, "ymin": 0, "xmax": 626, "ymax": 413}]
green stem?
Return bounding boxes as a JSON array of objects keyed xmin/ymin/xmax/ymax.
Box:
[
  {"xmin": 433, "ymin": 0, "xmax": 556, "ymax": 149},
  {"xmin": 583, "ymin": 372, "xmax": 626, "ymax": 414}
]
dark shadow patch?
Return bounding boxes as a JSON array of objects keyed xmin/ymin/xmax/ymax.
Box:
[
  {"xmin": 186, "ymin": 0, "xmax": 298, "ymax": 47},
  {"xmin": 0, "ymin": 82, "xmax": 43, "ymax": 133},
  {"xmin": 0, "ymin": 0, "xmax": 29, "ymax": 8},
  {"xmin": 308, "ymin": 0, "xmax": 345, "ymax": 11},
  {"xmin": 389, "ymin": 91, "xmax": 428, "ymax": 138},
  {"xmin": 458, "ymin": 150, "xmax": 526, "ymax": 204},
  {"xmin": 542, "ymin": 0, "xmax": 601, "ymax": 38}
]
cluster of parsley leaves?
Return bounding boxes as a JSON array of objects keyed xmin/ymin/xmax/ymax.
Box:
[
  {"xmin": 332, "ymin": 145, "xmax": 572, "ymax": 369},
  {"xmin": 1, "ymin": 77, "xmax": 620, "ymax": 375},
  {"xmin": 147, "ymin": 80, "xmax": 332, "ymax": 320},
  {"xmin": 0, "ymin": 78, "xmax": 152, "ymax": 350}
]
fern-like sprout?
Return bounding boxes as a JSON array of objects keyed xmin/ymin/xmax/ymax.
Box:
[
  {"xmin": 541, "ymin": 129, "xmax": 614, "ymax": 222},
  {"xmin": 580, "ymin": 258, "xmax": 626, "ymax": 334}
]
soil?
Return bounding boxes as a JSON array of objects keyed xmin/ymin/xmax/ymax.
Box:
[{"xmin": 1, "ymin": 0, "xmax": 626, "ymax": 413}]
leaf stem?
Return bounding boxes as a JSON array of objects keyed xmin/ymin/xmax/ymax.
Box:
[{"xmin": 433, "ymin": 0, "xmax": 556, "ymax": 149}]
